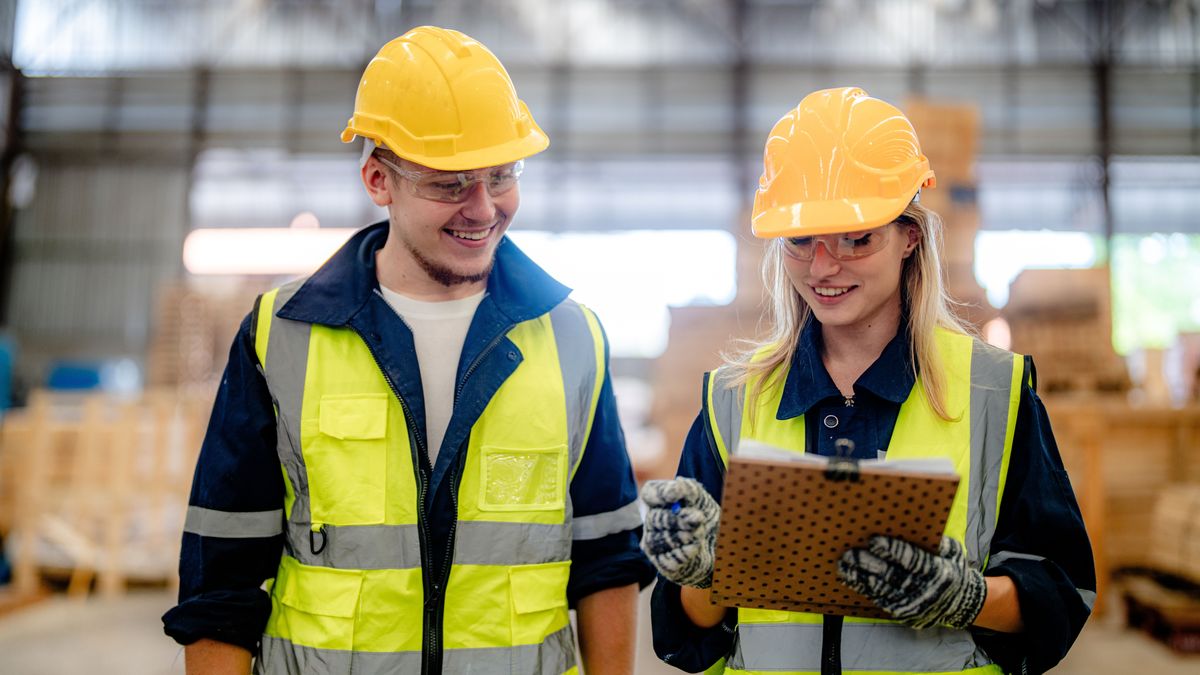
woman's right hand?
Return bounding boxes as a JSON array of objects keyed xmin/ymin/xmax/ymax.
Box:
[{"xmin": 640, "ymin": 478, "xmax": 722, "ymax": 588}]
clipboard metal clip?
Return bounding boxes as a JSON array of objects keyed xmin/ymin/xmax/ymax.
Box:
[{"xmin": 825, "ymin": 438, "xmax": 860, "ymax": 482}]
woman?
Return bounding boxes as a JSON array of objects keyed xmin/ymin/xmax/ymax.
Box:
[{"xmin": 642, "ymin": 87, "xmax": 1095, "ymax": 675}]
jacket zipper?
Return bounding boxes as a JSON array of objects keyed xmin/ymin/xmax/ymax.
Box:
[
  {"xmin": 357, "ymin": 330, "xmax": 439, "ymax": 675},
  {"xmin": 821, "ymin": 615, "xmax": 843, "ymax": 675},
  {"xmin": 360, "ymin": 323, "xmax": 513, "ymax": 675},
  {"xmin": 427, "ymin": 327, "xmax": 515, "ymax": 667}
]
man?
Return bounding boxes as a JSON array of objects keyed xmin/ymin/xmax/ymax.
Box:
[{"xmin": 163, "ymin": 26, "xmax": 654, "ymax": 674}]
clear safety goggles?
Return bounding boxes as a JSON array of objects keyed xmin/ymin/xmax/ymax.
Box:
[
  {"xmin": 375, "ymin": 154, "xmax": 524, "ymax": 204},
  {"xmin": 781, "ymin": 223, "xmax": 895, "ymax": 261}
]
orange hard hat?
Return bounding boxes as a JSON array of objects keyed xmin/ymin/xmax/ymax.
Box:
[
  {"xmin": 341, "ymin": 26, "xmax": 548, "ymax": 171},
  {"xmin": 750, "ymin": 87, "xmax": 936, "ymax": 239}
]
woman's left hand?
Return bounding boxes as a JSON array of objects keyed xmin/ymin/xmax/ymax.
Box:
[{"xmin": 838, "ymin": 535, "xmax": 987, "ymax": 630}]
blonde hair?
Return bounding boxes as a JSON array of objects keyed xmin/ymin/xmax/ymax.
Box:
[{"xmin": 723, "ymin": 201, "xmax": 973, "ymax": 424}]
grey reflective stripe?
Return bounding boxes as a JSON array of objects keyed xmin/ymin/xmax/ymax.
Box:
[
  {"xmin": 1078, "ymin": 588, "xmax": 1097, "ymax": 611},
  {"xmin": 288, "ymin": 520, "xmax": 571, "ymax": 569},
  {"xmin": 261, "ymin": 280, "xmax": 313, "ymax": 531},
  {"xmin": 988, "ymin": 551, "xmax": 1096, "ymax": 610},
  {"xmin": 256, "ymin": 625, "xmax": 576, "ymax": 675},
  {"xmin": 454, "ymin": 520, "xmax": 572, "ymax": 564},
  {"xmin": 986, "ymin": 550, "xmax": 1045, "ymax": 568},
  {"xmin": 255, "ymin": 636, "xmax": 414, "ymax": 675},
  {"xmin": 184, "ymin": 506, "xmax": 283, "ymax": 538},
  {"xmin": 444, "ymin": 624, "xmax": 577, "ymax": 675},
  {"xmin": 708, "ymin": 367, "xmax": 744, "ymax": 465},
  {"xmin": 729, "ymin": 622, "xmax": 992, "ymax": 672},
  {"xmin": 967, "ymin": 339, "xmax": 1017, "ymax": 567},
  {"xmin": 549, "ymin": 299, "xmax": 600, "ymax": 474},
  {"xmin": 572, "ymin": 500, "xmax": 642, "ymax": 541},
  {"xmin": 286, "ymin": 521, "xmax": 421, "ymax": 569}
]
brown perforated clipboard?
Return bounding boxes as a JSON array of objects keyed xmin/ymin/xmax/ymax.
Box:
[{"xmin": 709, "ymin": 454, "xmax": 959, "ymax": 618}]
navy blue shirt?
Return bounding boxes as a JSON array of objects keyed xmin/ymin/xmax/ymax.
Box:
[
  {"xmin": 163, "ymin": 222, "xmax": 655, "ymax": 651},
  {"xmin": 651, "ymin": 319, "xmax": 1095, "ymax": 675}
]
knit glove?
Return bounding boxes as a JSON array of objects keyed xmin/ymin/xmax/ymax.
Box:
[
  {"xmin": 640, "ymin": 478, "xmax": 721, "ymax": 588},
  {"xmin": 838, "ymin": 535, "xmax": 987, "ymax": 630}
]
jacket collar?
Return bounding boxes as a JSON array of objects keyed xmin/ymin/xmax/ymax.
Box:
[
  {"xmin": 776, "ymin": 316, "xmax": 916, "ymax": 420},
  {"xmin": 277, "ymin": 221, "xmax": 571, "ymax": 326}
]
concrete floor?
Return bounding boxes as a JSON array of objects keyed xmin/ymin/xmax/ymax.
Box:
[{"xmin": 0, "ymin": 586, "xmax": 1195, "ymax": 674}]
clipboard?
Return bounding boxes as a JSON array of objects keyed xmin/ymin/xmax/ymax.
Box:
[{"xmin": 708, "ymin": 447, "xmax": 960, "ymax": 618}]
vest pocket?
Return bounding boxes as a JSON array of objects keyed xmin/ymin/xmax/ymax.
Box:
[
  {"xmin": 509, "ymin": 560, "xmax": 571, "ymax": 645},
  {"xmin": 308, "ymin": 393, "xmax": 388, "ymax": 526},
  {"xmin": 479, "ymin": 444, "xmax": 568, "ymax": 512},
  {"xmin": 272, "ymin": 558, "xmax": 364, "ymax": 652}
]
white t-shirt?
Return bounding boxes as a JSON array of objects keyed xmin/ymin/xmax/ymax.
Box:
[{"xmin": 379, "ymin": 286, "xmax": 485, "ymax": 465}]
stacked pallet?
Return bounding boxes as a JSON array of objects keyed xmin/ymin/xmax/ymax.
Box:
[
  {"xmin": 146, "ymin": 282, "xmax": 263, "ymax": 389},
  {"xmin": 1005, "ymin": 267, "xmax": 1130, "ymax": 394},
  {"xmin": 1047, "ymin": 398, "xmax": 1200, "ymax": 616},
  {"xmin": 0, "ymin": 388, "xmax": 212, "ymax": 598},
  {"xmin": 1148, "ymin": 484, "xmax": 1200, "ymax": 583},
  {"xmin": 903, "ymin": 97, "xmax": 995, "ymax": 331},
  {"xmin": 1118, "ymin": 484, "xmax": 1200, "ymax": 654}
]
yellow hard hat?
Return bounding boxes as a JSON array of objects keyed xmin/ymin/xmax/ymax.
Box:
[
  {"xmin": 750, "ymin": 86, "xmax": 936, "ymax": 239},
  {"xmin": 341, "ymin": 26, "xmax": 549, "ymax": 171}
]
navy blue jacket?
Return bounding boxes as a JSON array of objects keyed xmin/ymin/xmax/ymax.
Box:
[
  {"xmin": 651, "ymin": 319, "xmax": 1095, "ymax": 675},
  {"xmin": 163, "ymin": 222, "xmax": 655, "ymax": 651}
]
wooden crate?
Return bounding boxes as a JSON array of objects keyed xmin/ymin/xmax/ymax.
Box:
[
  {"xmin": 903, "ymin": 97, "xmax": 980, "ymax": 186},
  {"xmin": 1122, "ymin": 575, "xmax": 1200, "ymax": 655},
  {"xmin": 1005, "ymin": 268, "xmax": 1130, "ymax": 394},
  {"xmin": 1148, "ymin": 485, "xmax": 1200, "ymax": 583},
  {"xmin": 1047, "ymin": 397, "xmax": 1200, "ymax": 614},
  {"xmin": 0, "ymin": 388, "xmax": 212, "ymax": 598},
  {"xmin": 146, "ymin": 282, "xmax": 264, "ymax": 389}
]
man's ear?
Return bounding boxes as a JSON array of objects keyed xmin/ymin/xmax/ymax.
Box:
[{"xmin": 361, "ymin": 157, "xmax": 394, "ymax": 207}]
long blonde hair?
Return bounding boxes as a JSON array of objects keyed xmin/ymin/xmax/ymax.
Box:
[{"xmin": 723, "ymin": 202, "xmax": 972, "ymax": 423}]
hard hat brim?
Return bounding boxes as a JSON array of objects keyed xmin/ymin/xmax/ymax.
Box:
[
  {"xmin": 342, "ymin": 125, "xmax": 549, "ymax": 172},
  {"xmin": 750, "ymin": 196, "xmax": 912, "ymax": 239}
]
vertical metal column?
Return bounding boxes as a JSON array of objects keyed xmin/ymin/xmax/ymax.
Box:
[
  {"xmin": 0, "ymin": 1, "xmax": 21, "ymax": 324},
  {"xmin": 547, "ymin": 0, "xmax": 572, "ymax": 231},
  {"xmin": 1092, "ymin": 0, "xmax": 1115, "ymax": 255},
  {"xmin": 730, "ymin": 0, "xmax": 751, "ymax": 209},
  {"xmin": 179, "ymin": 67, "xmax": 210, "ymax": 277}
]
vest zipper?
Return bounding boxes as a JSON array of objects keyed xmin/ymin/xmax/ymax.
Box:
[
  {"xmin": 355, "ymin": 330, "xmax": 441, "ymax": 675},
  {"xmin": 821, "ymin": 615, "xmax": 842, "ymax": 675},
  {"xmin": 454, "ymin": 330, "xmax": 512, "ymax": 402},
  {"xmin": 359, "ymin": 322, "xmax": 514, "ymax": 675}
]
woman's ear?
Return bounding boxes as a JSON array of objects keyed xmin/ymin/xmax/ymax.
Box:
[
  {"xmin": 900, "ymin": 223, "xmax": 921, "ymax": 259},
  {"xmin": 361, "ymin": 157, "xmax": 394, "ymax": 207}
]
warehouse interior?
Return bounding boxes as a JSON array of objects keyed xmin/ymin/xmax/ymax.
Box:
[{"xmin": 0, "ymin": 0, "xmax": 1198, "ymax": 672}]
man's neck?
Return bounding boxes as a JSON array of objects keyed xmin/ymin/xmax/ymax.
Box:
[{"xmin": 374, "ymin": 242, "xmax": 488, "ymax": 302}]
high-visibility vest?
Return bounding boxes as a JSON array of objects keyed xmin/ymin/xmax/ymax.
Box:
[
  {"xmin": 250, "ymin": 279, "xmax": 605, "ymax": 675},
  {"xmin": 705, "ymin": 329, "xmax": 1022, "ymax": 675}
]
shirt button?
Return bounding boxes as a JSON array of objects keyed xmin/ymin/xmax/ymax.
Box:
[
  {"xmin": 507, "ymin": 351, "xmax": 518, "ymax": 361},
  {"xmin": 823, "ymin": 414, "xmax": 839, "ymax": 429}
]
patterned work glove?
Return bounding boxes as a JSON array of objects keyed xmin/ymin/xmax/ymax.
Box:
[
  {"xmin": 838, "ymin": 535, "xmax": 987, "ymax": 630},
  {"xmin": 640, "ymin": 478, "xmax": 722, "ymax": 588}
]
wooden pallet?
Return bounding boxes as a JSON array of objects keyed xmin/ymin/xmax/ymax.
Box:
[
  {"xmin": 0, "ymin": 388, "xmax": 212, "ymax": 599},
  {"xmin": 1122, "ymin": 575, "xmax": 1200, "ymax": 655}
]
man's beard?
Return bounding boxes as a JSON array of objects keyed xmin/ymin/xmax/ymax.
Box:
[{"xmin": 405, "ymin": 239, "xmax": 493, "ymax": 287}]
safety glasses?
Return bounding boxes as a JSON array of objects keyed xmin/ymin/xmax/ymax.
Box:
[
  {"xmin": 375, "ymin": 155, "xmax": 524, "ymax": 204},
  {"xmin": 781, "ymin": 223, "xmax": 895, "ymax": 261}
]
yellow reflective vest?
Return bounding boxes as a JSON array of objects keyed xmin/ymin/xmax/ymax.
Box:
[
  {"xmin": 251, "ymin": 279, "xmax": 605, "ymax": 675},
  {"xmin": 704, "ymin": 329, "xmax": 1023, "ymax": 675}
]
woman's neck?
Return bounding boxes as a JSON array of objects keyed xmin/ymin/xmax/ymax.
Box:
[{"xmin": 819, "ymin": 303, "xmax": 903, "ymax": 397}]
